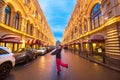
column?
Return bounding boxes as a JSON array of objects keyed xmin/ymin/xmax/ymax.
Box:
[
  {"xmin": 10, "ymin": 11, "xmax": 16, "ymax": 27},
  {"xmin": 0, "ymin": 1, "xmax": 5, "ymax": 23}
]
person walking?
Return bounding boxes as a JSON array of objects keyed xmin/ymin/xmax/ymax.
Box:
[{"xmin": 51, "ymin": 45, "xmax": 68, "ymax": 74}]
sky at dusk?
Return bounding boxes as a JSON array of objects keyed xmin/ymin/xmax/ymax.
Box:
[{"xmin": 38, "ymin": 0, "xmax": 76, "ymax": 41}]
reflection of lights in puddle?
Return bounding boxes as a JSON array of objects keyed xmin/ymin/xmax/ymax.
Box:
[
  {"xmin": 41, "ymin": 56, "xmax": 45, "ymax": 63},
  {"xmin": 94, "ymin": 63, "xmax": 98, "ymax": 66},
  {"xmin": 38, "ymin": 56, "xmax": 45, "ymax": 68}
]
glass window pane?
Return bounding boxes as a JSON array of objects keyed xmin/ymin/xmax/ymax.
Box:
[
  {"xmin": 0, "ymin": 48, "xmax": 9, "ymax": 55},
  {"xmin": 91, "ymin": 3, "xmax": 101, "ymax": 30},
  {"xmin": 4, "ymin": 6, "xmax": 11, "ymax": 25}
]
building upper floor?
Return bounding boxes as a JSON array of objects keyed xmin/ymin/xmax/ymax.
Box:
[
  {"xmin": 0, "ymin": 0, "xmax": 55, "ymax": 45},
  {"xmin": 62, "ymin": 0, "xmax": 120, "ymax": 44}
]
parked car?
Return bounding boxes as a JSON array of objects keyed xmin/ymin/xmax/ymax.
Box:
[
  {"xmin": 0, "ymin": 47, "xmax": 15, "ymax": 79},
  {"xmin": 48, "ymin": 46, "xmax": 55, "ymax": 52},
  {"xmin": 37, "ymin": 47, "xmax": 47, "ymax": 55},
  {"xmin": 14, "ymin": 48, "xmax": 38, "ymax": 64}
]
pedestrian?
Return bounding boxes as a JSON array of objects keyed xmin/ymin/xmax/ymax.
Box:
[{"xmin": 51, "ymin": 45, "xmax": 68, "ymax": 74}]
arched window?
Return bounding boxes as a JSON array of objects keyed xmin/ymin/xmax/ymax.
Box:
[
  {"xmin": 35, "ymin": 11, "xmax": 38, "ymax": 18},
  {"xmin": 26, "ymin": 22, "xmax": 29, "ymax": 33},
  {"xmin": 84, "ymin": 19, "xmax": 88, "ymax": 33},
  {"xmin": 4, "ymin": 6, "xmax": 11, "ymax": 25},
  {"xmin": 14, "ymin": 13, "xmax": 19, "ymax": 30},
  {"xmin": 75, "ymin": 25, "xmax": 78, "ymax": 37},
  {"xmin": 24, "ymin": 0, "xmax": 30, "ymax": 6},
  {"xmin": 79, "ymin": 21, "xmax": 82, "ymax": 34},
  {"xmin": 30, "ymin": 24, "xmax": 33, "ymax": 35},
  {"xmin": 91, "ymin": 3, "xmax": 101, "ymax": 30}
]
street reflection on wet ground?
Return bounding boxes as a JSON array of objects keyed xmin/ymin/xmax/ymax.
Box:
[{"xmin": 7, "ymin": 49, "xmax": 120, "ymax": 80}]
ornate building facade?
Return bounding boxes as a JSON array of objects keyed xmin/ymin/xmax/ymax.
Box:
[
  {"xmin": 0, "ymin": 0, "xmax": 55, "ymax": 52},
  {"xmin": 62, "ymin": 0, "xmax": 120, "ymax": 69}
]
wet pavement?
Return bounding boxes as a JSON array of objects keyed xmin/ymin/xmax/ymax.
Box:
[{"xmin": 6, "ymin": 49, "xmax": 120, "ymax": 80}]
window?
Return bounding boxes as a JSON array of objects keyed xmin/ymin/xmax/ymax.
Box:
[
  {"xmin": 0, "ymin": 48, "xmax": 9, "ymax": 55},
  {"xmin": 35, "ymin": 11, "xmax": 38, "ymax": 18},
  {"xmin": 14, "ymin": 13, "xmax": 19, "ymax": 30},
  {"xmin": 91, "ymin": 3, "xmax": 101, "ymax": 30},
  {"xmin": 74, "ymin": 26, "xmax": 78, "ymax": 37},
  {"xmin": 30, "ymin": 24, "xmax": 33, "ymax": 35},
  {"xmin": 4, "ymin": 6, "xmax": 11, "ymax": 25},
  {"xmin": 24, "ymin": 0, "xmax": 30, "ymax": 6},
  {"xmin": 79, "ymin": 22, "xmax": 82, "ymax": 34},
  {"xmin": 84, "ymin": 19, "xmax": 88, "ymax": 33},
  {"xmin": 26, "ymin": 21, "xmax": 29, "ymax": 33},
  {"xmin": 75, "ymin": 25, "xmax": 78, "ymax": 34}
]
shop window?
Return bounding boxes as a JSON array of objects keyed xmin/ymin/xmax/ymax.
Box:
[
  {"xmin": 83, "ymin": 43, "xmax": 88, "ymax": 52},
  {"xmin": 14, "ymin": 13, "xmax": 19, "ymax": 30},
  {"xmin": 5, "ymin": 43, "xmax": 13, "ymax": 52},
  {"xmin": 0, "ymin": 41, "xmax": 6, "ymax": 46},
  {"xmin": 4, "ymin": 5, "xmax": 11, "ymax": 25},
  {"xmin": 91, "ymin": 3, "xmax": 101, "ymax": 30},
  {"xmin": 92, "ymin": 43, "xmax": 105, "ymax": 53},
  {"xmin": 14, "ymin": 44, "xmax": 18, "ymax": 52}
]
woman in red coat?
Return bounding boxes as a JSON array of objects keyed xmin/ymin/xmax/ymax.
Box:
[{"xmin": 51, "ymin": 45, "xmax": 68, "ymax": 74}]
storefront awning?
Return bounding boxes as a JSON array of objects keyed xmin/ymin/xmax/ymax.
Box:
[
  {"xmin": 75, "ymin": 41, "xmax": 80, "ymax": 44},
  {"xmin": 82, "ymin": 40, "xmax": 88, "ymax": 43},
  {"xmin": 88, "ymin": 35, "xmax": 105, "ymax": 43},
  {"xmin": 32, "ymin": 39, "xmax": 41, "ymax": 44},
  {"xmin": 26, "ymin": 39, "xmax": 41, "ymax": 45},
  {"xmin": 0, "ymin": 34, "xmax": 22, "ymax": 44}
]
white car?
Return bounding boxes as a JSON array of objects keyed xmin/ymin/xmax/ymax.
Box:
[
  {"xmin": 0, "ymin": 47, "xmax": 15, "ymax": 79},
  {"xmin": 37, "ymin": 47, "xmax": 47, "ymax": 55}
]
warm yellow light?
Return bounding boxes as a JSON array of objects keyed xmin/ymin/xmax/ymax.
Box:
[
  {"xmin": 85, "ymin": 44, "xmax": 88, "ymax": 47},
  {"xmin": 41, "ymin": 56, "xmax": 45, "ymax": 63},
  {"xmin": 76, "ymin": 44, "xmax": 78, "ymax": 47},
  {"xmin": 93, "ymin": 63, "xmax": 98, "ymax": 66},
  {"xmin": 63, "ymin": 16, "xmax": 120, "ymax": 44},
  {"xmin": 93, "ymin": 43, "xmax": 96, "ymax": 47},
  {"xmin": 22, "ymin": 39, "xmax": 25, "ymax": 48}
]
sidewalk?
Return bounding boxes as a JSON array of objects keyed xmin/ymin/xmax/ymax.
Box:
[
  {"xmin": 71, "ymin": 50, "xmax": 120, "ymax": 72},
  {"xmin": 88, "ymin": 56, "xmax": 120, "ymax": 72}
]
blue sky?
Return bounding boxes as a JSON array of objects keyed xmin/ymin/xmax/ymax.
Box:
[{"xmin": 38, "ymin": 0, "xmax": 76, "ymax": 41}]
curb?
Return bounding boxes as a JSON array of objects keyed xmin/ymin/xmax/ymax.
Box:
[{"xmin": 89, "ymin": 58, "xmax": 120, "ymax": 72}]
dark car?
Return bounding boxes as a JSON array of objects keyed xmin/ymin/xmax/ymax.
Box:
[
  {"xmin": 48, "ymin": 46, "xmax": 55, "ymax": 52},
  {"xmin": 14, "ymin": 48, "xmax": 38, "ymax": 64}
]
